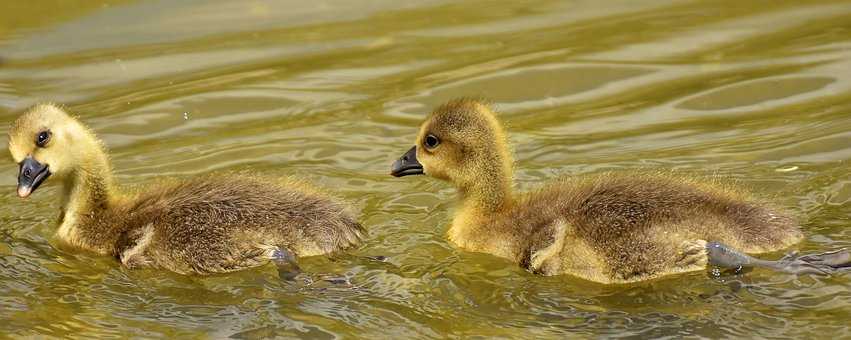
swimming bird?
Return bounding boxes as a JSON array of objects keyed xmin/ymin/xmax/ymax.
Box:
[
  {"xmin": 8, "ymin": 103, "xmax": 364, "ymax": 276},
  {"xmin": 391, "ymin": 98, "xmax": 848, "ymax": 284}
]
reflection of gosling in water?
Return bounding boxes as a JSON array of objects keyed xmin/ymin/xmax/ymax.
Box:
[
  {"xmin": 391, "ymin": 98, "xmax": 849, "ymax": 284},
  {"xmin": 9, "ymin": 104, "xmax": 364, "ymax": 276}
]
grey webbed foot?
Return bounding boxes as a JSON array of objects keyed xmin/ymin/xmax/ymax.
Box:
[
  {"xmin": 705, "ymin": 241, "xmax": 843, "ymax": 275},
  {"xmin": 271, "ymin": 248, "xmax": 302, "ymax": 281},
  {"xmin": 773, "ymin": 251, "xmax": 832, "ymax": 275},
  {"xmin": 795, "ymin": 248, "xmax": 851, "ymax": 269},
  {"xmin": 705, "ymin": 241, "xmax": 753, "ymax": 271}
]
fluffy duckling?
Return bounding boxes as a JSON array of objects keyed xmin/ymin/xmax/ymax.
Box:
[
  {"xmin": 391, "ymin": 98, "xmax": 848, "ymax": 284},
  {"xmin": 8, "ymin": 104, "xmax": 364, "ymax": 276}
]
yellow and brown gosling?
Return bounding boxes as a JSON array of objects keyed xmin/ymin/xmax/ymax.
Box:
[
  {"xmin": 8, "ymin": 104, "xmax": 364, "ymax": 276},
  {"xmin": 391, "ymin": 98, "xmax": 848, "ymax": 284}
]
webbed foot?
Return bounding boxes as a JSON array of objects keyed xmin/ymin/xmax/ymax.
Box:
[
  {"xmin": 706, "ymin": 241, "xmax": 846, "ymax": 276},
  {"xmin": 771, "ymin": 254, "xmax": 832, "ymax": 275},
  {"xmin": 796, "ymin": 248, "xmax": 851, "ymax": 269},
  {"xmin": 271, "ymin": 248, "xmax": 302, "ymax": 281},
  {"xmin": 705, "ymin": 241, "xmax": 751, "ymax": 271}
]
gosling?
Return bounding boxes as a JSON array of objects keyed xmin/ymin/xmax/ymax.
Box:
[
  {"xmin": 391, "ymin": 98, "xmax": 848, "ymax": 284},
  {"xmin": 8, "ymin": 104, "xmax": 364, "ymax": 276}
]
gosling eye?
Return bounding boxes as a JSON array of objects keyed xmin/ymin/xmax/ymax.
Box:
[
  {"xmin": 424, "ymin": 134, "xmax": 440, "ymax": 149},
  {"xmin": 35, "ymin": 130, "xmax": 51, "ymax": 148}
]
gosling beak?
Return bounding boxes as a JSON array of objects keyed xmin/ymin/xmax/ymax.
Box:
[
  {"xmin": 17, "ymin": 156, "xmax": 51, "ymax": 198},
  {"xmin": 390, "ymin": 146, "xmax": 424, "ymax": 177}
]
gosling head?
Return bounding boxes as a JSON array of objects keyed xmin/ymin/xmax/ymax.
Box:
[
  {"xmin": 8, "ymin": 104, "xmax": 103, "ymax": 198},
  {"xmin": 391, "ymin": 98, "xmax": 514, "ymax": 195}
]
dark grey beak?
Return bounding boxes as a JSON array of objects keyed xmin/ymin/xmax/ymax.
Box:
[
  {"xmin": 17, "ymin": 156, "xmax": 50, "ymax": 198},
  {"xmin": 390, "ymin": 146, "xmax": 424, "ymax": 177}
]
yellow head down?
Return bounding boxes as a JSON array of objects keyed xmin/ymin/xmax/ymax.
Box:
[
  {"xmin": 391, "ymin": 99, "xmax": 515, "ymax": 210},
  {"xmin": 8, "ymin": 104, "xmax": 110, "ymax": 198}
]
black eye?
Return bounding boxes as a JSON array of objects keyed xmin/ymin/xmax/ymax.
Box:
[
  {"xmin": 36, "ymin": 130, "xmax": 51, "ymax": 147},
  {"xmin": 424, "ymin": 134, "xmax": 440, "ymax": 149}
]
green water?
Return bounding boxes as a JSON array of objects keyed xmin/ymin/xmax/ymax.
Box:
[{"xmin": 0, "ymin": 0, "xmax": 849, "ymax": 338}]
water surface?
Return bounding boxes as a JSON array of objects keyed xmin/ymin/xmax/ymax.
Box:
[{"xmin": 0, "ymin": 0, "xmax": 849, "ymax": 338}]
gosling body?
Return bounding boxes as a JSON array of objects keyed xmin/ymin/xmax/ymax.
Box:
[
  {"xmin": 449, "ymin": 173, "xmax": 800, "ymax": 283},
  {"xmin": 391, "ymin": 99, "xmax": 815, "ymax": 284},
  {"xmin": 9, "ymin": 104, "xmax": 363, "ymax": 275}
]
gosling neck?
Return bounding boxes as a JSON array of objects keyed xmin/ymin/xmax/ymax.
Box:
[
  {"xmin": 55, "ymin": 143, "xmax": 120, "ymax": 254},
  {"xmin": 60, "ymin": 147, "xmax": 116, "ymax": 224},
  {"xmin": 457, "ymin": 160, "xmax": 515, "ymax": 214},
  {"xmin": 448, "ymin": 159, "xmax": 516, "ymax": 257}
]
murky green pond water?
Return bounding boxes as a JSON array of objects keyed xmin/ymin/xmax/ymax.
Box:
[{"xmin": 0, "ymin": 0, "xmax": 849, "ymax": 338}]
